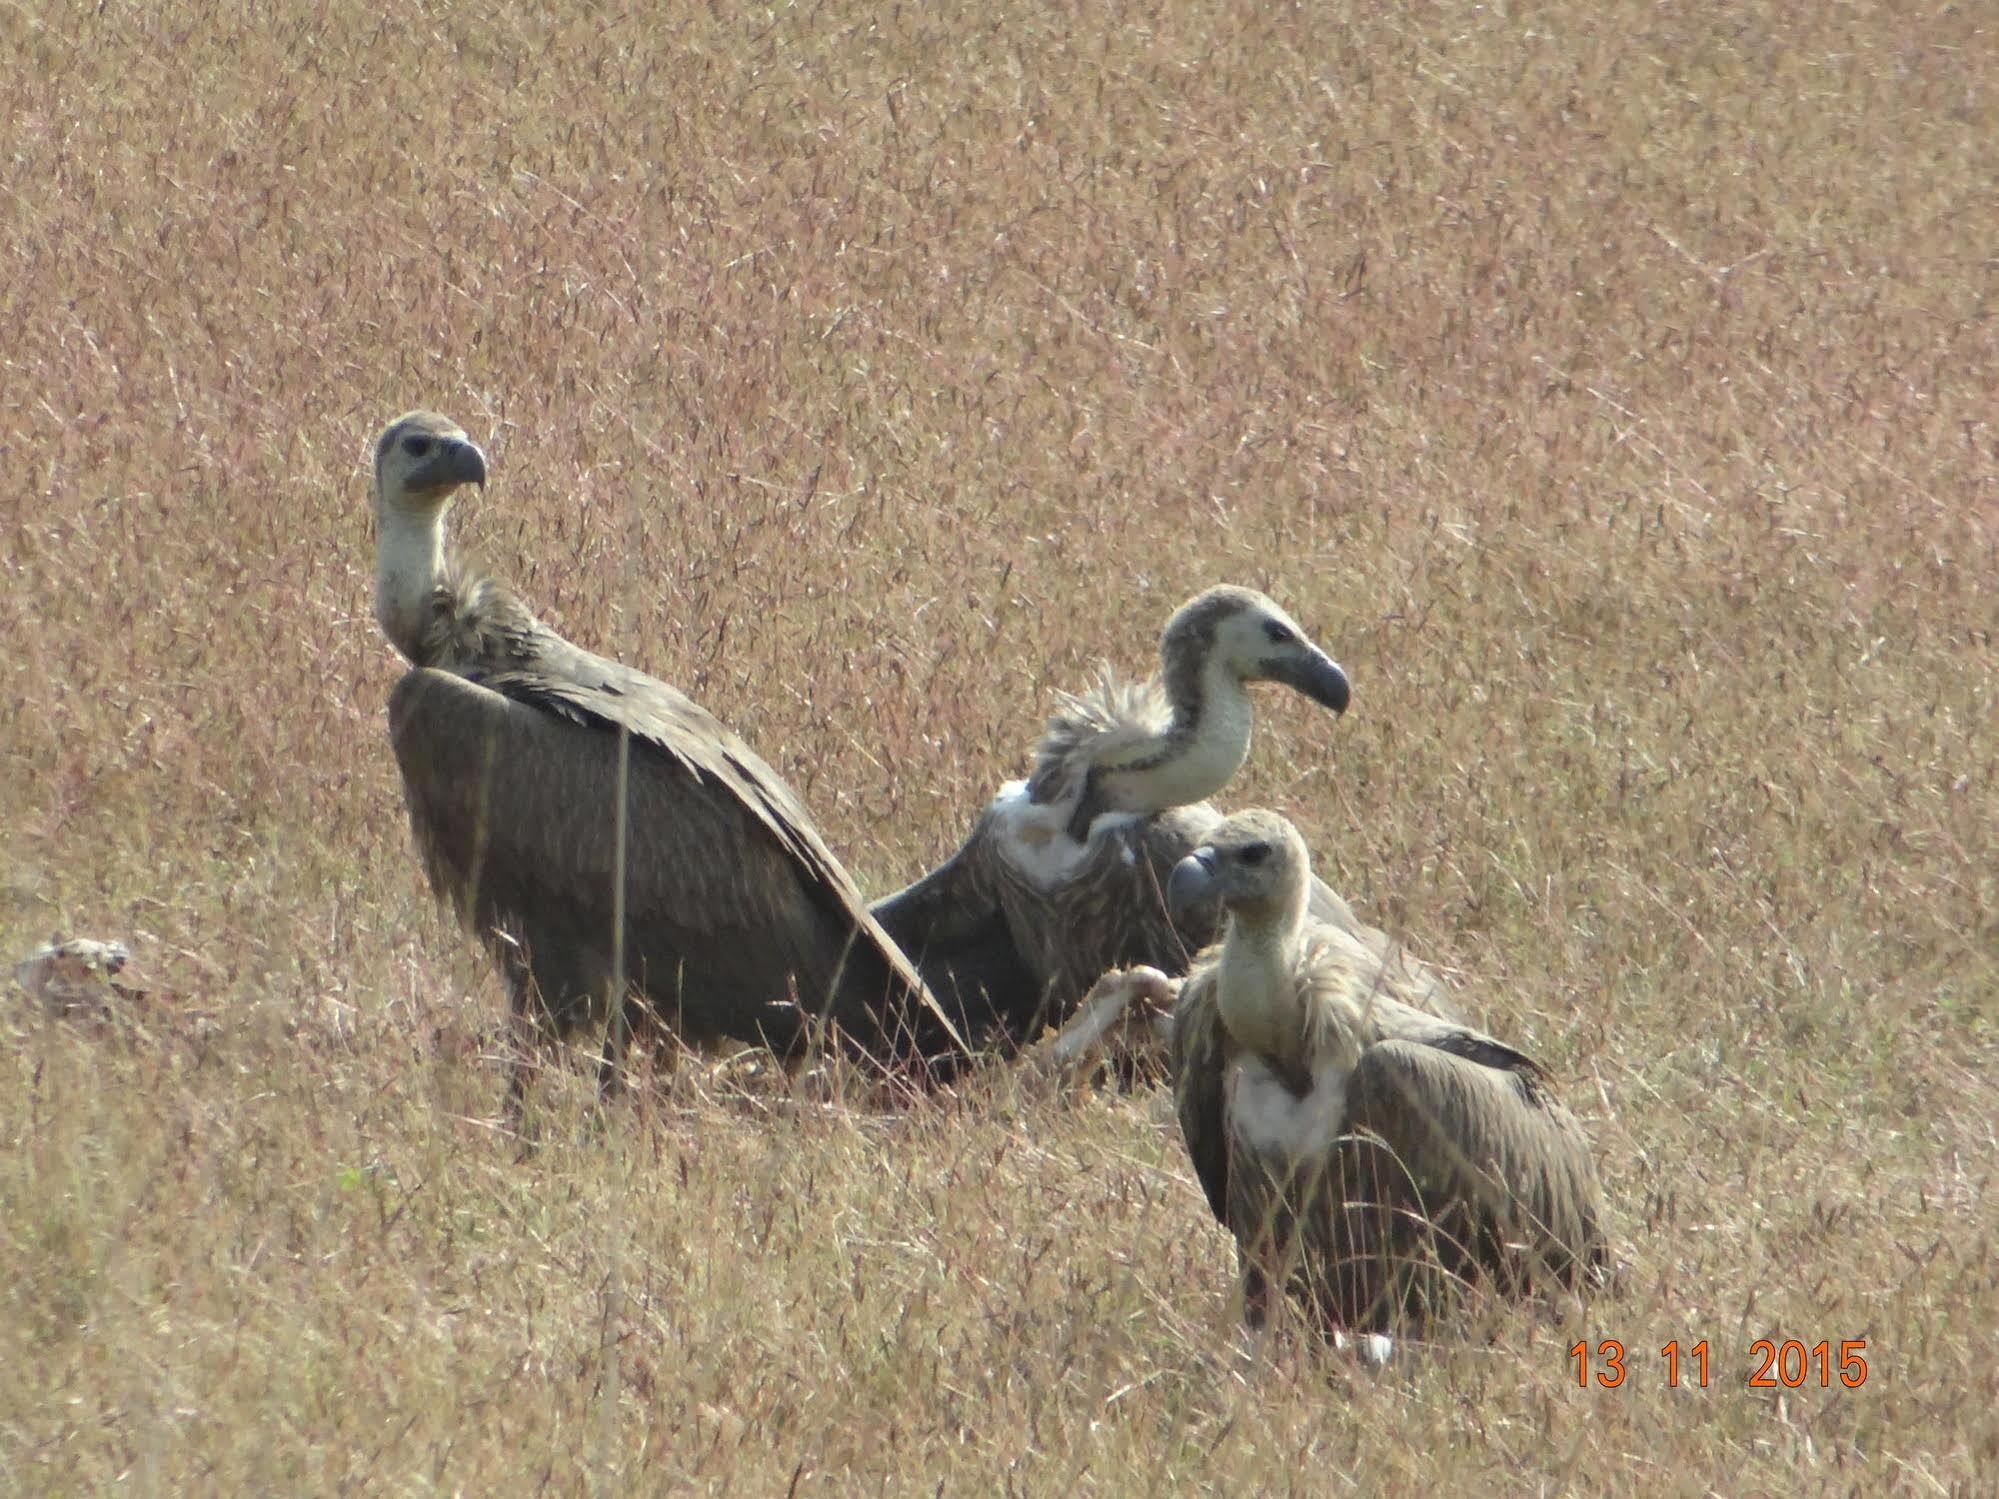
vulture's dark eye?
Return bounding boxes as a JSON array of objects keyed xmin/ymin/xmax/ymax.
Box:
[
  {"xmin": 403, "ymin": 436, "xmax": 433, "ymax": 458},
  {"xmin": 1239, "ymin": 842, "xmax": 1272, "ymax": 866},
  {"xmin": 1264, "ymin": 620, "xmax": 1297, "ymax": 645}
]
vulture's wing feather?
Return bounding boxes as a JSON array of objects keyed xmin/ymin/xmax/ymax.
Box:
[
  {"xmin": 485, "ymin": 638, "xmax": 965, "ymax": 1058},
  {"xmin": 1304, "ymin": 875, "xmax": 1365, "ymax": 934},
  {"xmin": 1132, "ymin": 804, "xmax": 1224, "ymax": 955},
  {"xmin": 1169, "ymin": 964, "xmax": 1232, "ymax": 1225},
  {"xmin": 1421, "ymin": 1026, "xmax": 1548, "ymax": 1078},
  {"xmin": 1303, "ymin": 875, "xmax": 1461, "ymax": 1022},
  {"xmin": 1342, "ymin": 1039, "xmax": 1605, "ymax": 1292},
  {"xmin": 478, "ymin": 635, "xmax": 870, "ymax": 904},
  {"xmin": 870, "ymin": 802, "xmax": 1007, "ymax": 948},
  {"xmin": 868, "ymin": 804, "xmax": 1039, "ymax": 1044},
  {"xmin": 392, "ymin": 665, "xmax": 964, "ymax": 1060}
]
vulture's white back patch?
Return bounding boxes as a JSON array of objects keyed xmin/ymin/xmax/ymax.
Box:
[{"xmin": 988, "ymin": 780, "xmax": 1140, "ymax": 889}]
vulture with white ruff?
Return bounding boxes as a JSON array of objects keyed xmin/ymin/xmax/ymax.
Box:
[
  {"xmin": 1167, "ymin": 810, "xmax": 1605, "ymax": 1342},
  {"xmin": 369, "ymin": 411, "xmax": 966, "ymax": 1108},
  {"xmin": 872, "ymin": 587, "xmax": 1443, "ymax": 1050}
]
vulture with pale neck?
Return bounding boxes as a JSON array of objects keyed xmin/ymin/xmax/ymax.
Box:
[
  {"xmin": 872, "ymin": 587, "xmax": 1444, "ymax": 1049},
  {"xmin": 1167, "ymin": 810, "xmax": 1606, "ymax": 1344},
  {"xmin": 369, "ymin": 411, "xmax": 965, "ymax": 1111}
]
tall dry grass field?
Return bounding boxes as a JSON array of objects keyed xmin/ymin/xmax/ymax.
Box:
[{"xmin": 3, "ymin": 0, "xmax": 1994, "ymax": 1491}]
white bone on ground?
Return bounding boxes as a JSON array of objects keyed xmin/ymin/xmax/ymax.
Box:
[
  {"xmin": 1331, "ymin": 1329, "xmax": 1397, "ymax": 1370},
  {"xmin": 1042, "ymin": 967, "xmax": 1178, "ymax": 1067}
]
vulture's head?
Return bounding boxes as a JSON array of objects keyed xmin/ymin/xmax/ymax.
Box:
[
  {"xmin": 1162, "ymin": 586, "xmax": 1350, "ymax": 715},
  {"xmin": 372, "ymin": 410, "xmax": 488, "ymax": 520},
  {"xmin": 1167, "ymin": 808, "xmax": 1314, "ymax": 931}
]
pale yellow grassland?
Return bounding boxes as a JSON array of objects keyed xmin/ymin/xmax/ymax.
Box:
[{"xmin": 1, "ymin": 0, "xmax": 1994, "ymax": 1493}]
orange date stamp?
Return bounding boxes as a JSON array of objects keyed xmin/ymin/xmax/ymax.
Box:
[{"xmin": 1570, "ymin": 1338, "xmax": 1869, "ymax": 1389}]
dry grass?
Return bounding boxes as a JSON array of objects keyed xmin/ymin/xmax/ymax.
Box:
[{"xmin": 3, "ymin": 0, "xmax": 1995, "ymax": 1491}]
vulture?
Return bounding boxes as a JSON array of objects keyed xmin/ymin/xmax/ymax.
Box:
[
  {"xmin": 1167, "ymin": 810, "xmax": 1605, "ymax": 1344},
  {"xmin": 871, "ymin": 586, "xmax": 1444, "ymax": 1051},
  {"xmin": 369, "ymin": 411, "xmax": 966, "ymax": 1108}
]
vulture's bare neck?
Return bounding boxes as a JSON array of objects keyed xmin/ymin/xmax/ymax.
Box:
[
  {"xmin": 1216, "ymin": 903, "xmax": 1317, "ymax": 1068},
  {"xmin": 374, "ymin": 501, "xmax": 450, "ymax": 665},
  {"xmin": 1097, "ymin": 646, "xmax": 1254, "ymax": 815}
]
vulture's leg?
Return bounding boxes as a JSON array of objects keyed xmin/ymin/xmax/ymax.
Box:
[
  {"xmin": 1239, "ymin": 1255, "xmax": 1274, "ymax": 1333},
  {"xmin": 596, "ymin": 989, "xmax": 634, "ymax": 1100},
  {"xmin": 496, "ymin": 946, "xmax": 548, "ymax": 1139}
]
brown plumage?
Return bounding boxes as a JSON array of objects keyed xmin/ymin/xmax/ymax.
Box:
[
  {"xmin": 872, "ymin": 587, "xmax": 1446, "ymax": 1050},
  {"xmin": 369, "ymin": 411, "xmax": 965, "ymax": 1108},
  {"xmin": 1166, "ymin": 811, "xmax": 1606, "ymax": 1340}
]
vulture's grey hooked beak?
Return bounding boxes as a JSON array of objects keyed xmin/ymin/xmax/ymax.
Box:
[
  {"xmin": 439, "ymin": 437, "xmax": 489, "ymax": 490},
  {"xmin": 1267, "ymin": 648, "xmax": 1351, "ymax": 715},
  {"xmin": 1166, "ymin": 847, "xmax": 1218, "ymax": 921}
]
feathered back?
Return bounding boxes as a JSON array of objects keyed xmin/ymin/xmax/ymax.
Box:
[
  {"xmin": 405, "ymin": 561, "xmax": 543, "ymax": 676},
  {"xmin": 1024, "ymin": 669, "xmax": 1172, "ymax": 807},
  {"xmin": 1182, "ymin": 919, "xmax": 1504, "ymax": 1066}
]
